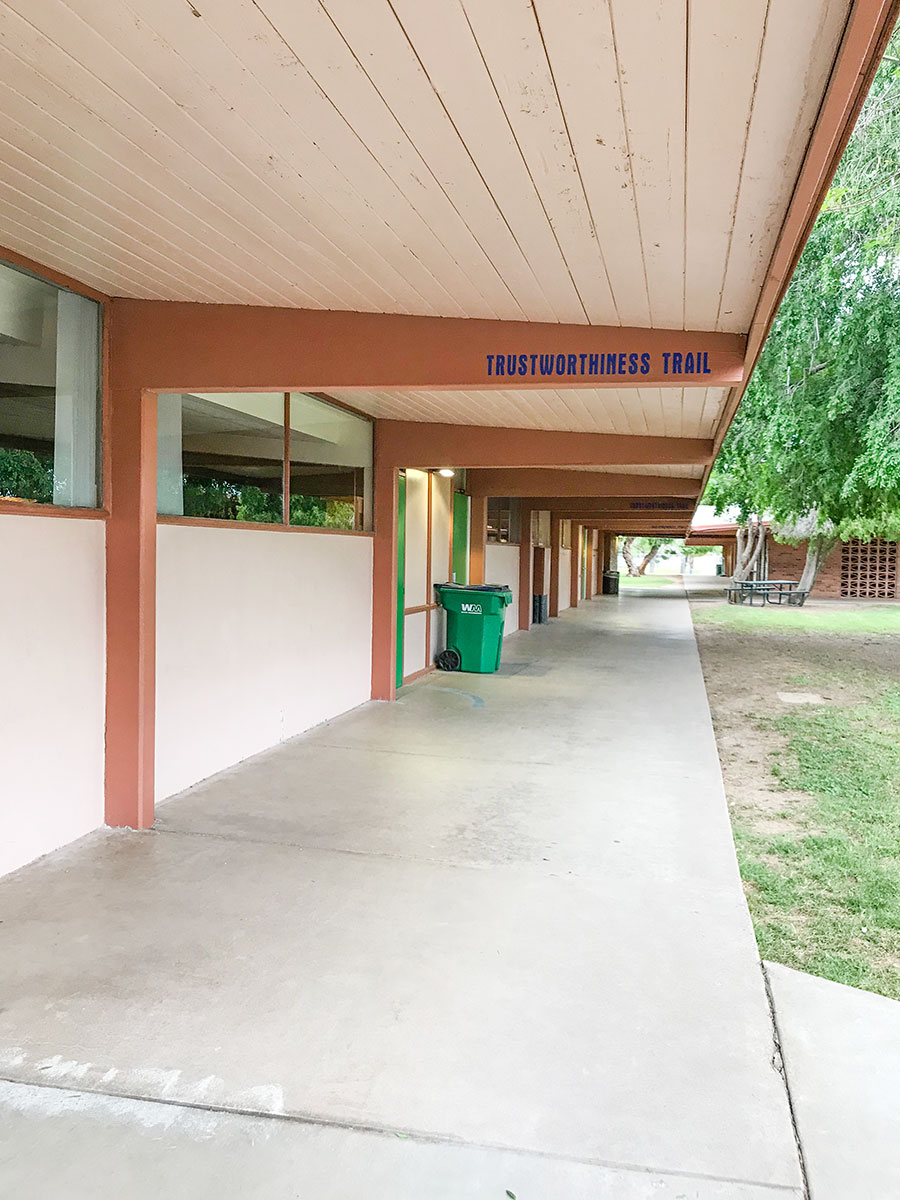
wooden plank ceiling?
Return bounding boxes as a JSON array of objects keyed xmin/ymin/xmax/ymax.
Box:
[
  {"xmin": 0, "ymin": 0, "xmax": 852, "ymax": 443},
  {"xmin": 326, "ymin": 386, "xmax": 729, "ymax": 439}
]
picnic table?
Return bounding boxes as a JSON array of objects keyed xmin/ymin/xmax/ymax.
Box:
[{"xmin": 725, "ymin": 579, "xmax": 809, "ymax": 606}]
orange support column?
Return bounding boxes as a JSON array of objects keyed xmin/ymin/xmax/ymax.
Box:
[
  {"xmin": 105, "ymin": 386, "xmax": 157, "ymax": 829},
  {"xmin": 570, "ymin": 523, "xmax": 582, "ymax": 608},
  {"xmin": 371, "ymin": 432, "xmax": 399, "ymax": 702},
  {"xmin": 469, "ymin": 495, "xmax": 487, "ymax": 586},
  {"xmin": 518, "ymin": 504, "xmax": 533, "ymax": 631},
  {"xmin": 548, "ymin": 514, "xmax": 561, "ymax": 618}
]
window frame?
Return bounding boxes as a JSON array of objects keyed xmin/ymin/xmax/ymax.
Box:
[
  {"xmin": 0, "ymin": 254, "xmax": 107, "ymax": 520},
  {"xmin": 156, "ymin": 389, "xmax": 375, "ymax": 536}
]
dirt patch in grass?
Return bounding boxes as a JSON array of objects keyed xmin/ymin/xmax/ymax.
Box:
[{"xmin": 692, "ymin": 610, "xmax": 900, "ymax": 1000}]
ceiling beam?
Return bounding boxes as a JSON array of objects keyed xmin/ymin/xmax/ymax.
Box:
[
  {"xmin": 468, "ymin": 468, "xmax": 699, "ymax": 497},
  {"xmin": 523, "ymin": 496, "xmax": 695, "ymax": 515},
  {"xmin": 379, "ymin": 422, "xmax": 712, "ymax": 469},
  {"xmin": 532, "ymin": 494, "xmax": 700, "ymax": 513},
  {"xmin": 110, "ymin": 300, "xmax": 745, "ymax": 392}
]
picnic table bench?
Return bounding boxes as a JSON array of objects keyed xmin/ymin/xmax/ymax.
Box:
[{"xmin": 725, "ymin": 579, "xmax": 809, "ymax": 607}]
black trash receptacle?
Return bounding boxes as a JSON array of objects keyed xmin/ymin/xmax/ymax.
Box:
[{"xmin": 602, "ymin": 570, "xmax": 620, "ymax": 595}]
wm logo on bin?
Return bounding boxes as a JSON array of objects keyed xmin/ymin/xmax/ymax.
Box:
[{"xmin": 460, "ymin": 603, "xmax": 483, "ymax": 614}]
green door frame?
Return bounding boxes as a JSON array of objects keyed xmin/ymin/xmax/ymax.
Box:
[{"xmin": 452, "ymin": 491, "xmax": 470, "ymax": 584}]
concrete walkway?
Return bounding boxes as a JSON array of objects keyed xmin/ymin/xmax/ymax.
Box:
[
  {"xmin": 0, "ymin": 590, "xmax": 803, "ymax": 1197},
  {"xmin": 767, "ymin": 961, "xmax": 900, "ymax": 1200}
]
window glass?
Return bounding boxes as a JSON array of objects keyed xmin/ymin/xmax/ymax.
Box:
[
  {"xmin": 487, "ymin": 497, "xmax": 511, "ymax": 542},
  {"xmin": 532, "ymin": 510, "xmax": 551, "ymax": 547},
  {"xmin": 288, "ymin": 393, "xmax": 371, "ymax": 530},
  {"xmin": 156, "ymin": 390, "xmax": 372, "ymax": 529},
  {"xmin": 157, "ymin": 392, "xmax": 284, "ymax": 522},
  {"xmin": 0, "ymin": 260, "xmax": 101, "ymax": 508}
]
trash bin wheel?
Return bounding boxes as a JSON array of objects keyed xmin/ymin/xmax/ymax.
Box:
[{"xmin": 436, "ymin": 648, "xmax": 462, "ymax": 671}]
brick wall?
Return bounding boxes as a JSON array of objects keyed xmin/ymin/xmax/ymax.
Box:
[{"xmin": 766, "ymin": 539, "xmax": 843, "ymax": 598}]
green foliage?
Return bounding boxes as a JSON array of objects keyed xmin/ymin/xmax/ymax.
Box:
[
  {"xmin": 706, "ymin": 34, "xmax": 900, "ymax": 540},
  {"xmin": 184, "ymin": 476, "xmax": 356, "ymax": 530},
  {"xmin": 0, "ymin": 447, "xmax": 53, "ymax": 503}
]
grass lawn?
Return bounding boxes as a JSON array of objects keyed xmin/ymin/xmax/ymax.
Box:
[
  {"xmin": 618, "ymin": 573, "xmax": 682, "ymax": 588},
  {"xmin": 692, "ymin": 601, "xmax": 900, "ymax": 636},
  {"xmin": 691, "ymin": 599, "xmax": 900, "ymax": 1000}
]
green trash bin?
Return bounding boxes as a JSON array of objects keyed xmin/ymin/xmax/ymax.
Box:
[{"xmin": 434, "ymin": 583, "xmax": 512, "ymax": 673}]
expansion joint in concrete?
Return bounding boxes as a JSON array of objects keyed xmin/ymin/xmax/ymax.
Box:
[
  {"xmin": 0, "ymin": 1073, "xmax": 804, "ymax": 1195},
  {"xmin": 762, "ymin": 962, "xmax": 811, "ymax": 1200}
]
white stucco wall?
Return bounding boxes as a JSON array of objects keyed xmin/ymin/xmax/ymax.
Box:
[
  {"xmin": 0, "ymin": 514, "xmax": 106, "ymax": 877},
  {"xmin": 429, "ymin": 476, "xmax": 452, "ymax": 663},
  {"xmin": 402, "ymin": 468, "xmax": 429, "ymax": 678},
  {"xmin": 558, "ymin": 547, "xmax": 572, "ymax": 613},
  {"xmin": 484, "ymin": 542, "xmax": 520, "ymax": 637},
  {"xmin": 155, "ymin": 523, "xmax": 373, "ymax": 802}
]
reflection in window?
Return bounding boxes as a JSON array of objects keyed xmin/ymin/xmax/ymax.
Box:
[
  {"xmin": 0, "ymin": 260, "xmax": 101, "ymax": 508},
  {"xmin": 158, "ymin": 392, "xmax": 284, "ymax": 522},
  {"xmin": 288, "ymin": 393, "xmax": 370, "ymax": 531},
  {"xmin": 157, "ymin": 391, "xmax": 372, "ymax": 530},
  {"xmin": 488, "ymin": 497, "xmax": 515, "ymax": 543}
]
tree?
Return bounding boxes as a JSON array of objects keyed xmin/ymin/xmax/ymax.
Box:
[
  {"xmin": 0, "ymin": 448, "xmax": 53, "ymax": 503},
  {"xmin": 620, "ymin": 536, "xmax": 677, "ymax": 576},
  {"xmin": 705, "ymin": 31, "xmax": 900, "ymax": 590}
]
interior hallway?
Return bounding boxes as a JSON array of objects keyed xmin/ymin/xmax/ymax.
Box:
[{"xmin": 0, "ymin": 590, "xmax": 802, "ymax": 1197}]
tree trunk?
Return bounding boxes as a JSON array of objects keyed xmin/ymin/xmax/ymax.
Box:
[
  {"xmin": 733, "ymin": 520, "xmax": 765, "ymax": 581},
  {"xmin": 798, "ymin": 534, "xmax": 837, "ymax": 594},
  {"xmin": 621, "ymin": 538, "xmax": 639, "ymax": 576},
  {"xmin": 637, "ymin": 543, "xmax": 662, "ymax": 575}
]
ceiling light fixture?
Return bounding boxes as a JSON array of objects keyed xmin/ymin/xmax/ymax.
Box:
[{"xmin": 438, "ymin": 468, "xmax": 455, "ymax": 477}]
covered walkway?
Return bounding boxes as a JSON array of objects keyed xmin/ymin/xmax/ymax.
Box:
[{"xmin": 0, "ymin": 591, "xmax": 801, "ymax": 1197}]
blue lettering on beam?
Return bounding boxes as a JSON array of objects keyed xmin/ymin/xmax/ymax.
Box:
[{"xmin": 481, "ymin": 350, "xmax": 715, "ymax": 377}]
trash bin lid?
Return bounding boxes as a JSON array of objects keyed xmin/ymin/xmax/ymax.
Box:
[{"xmin": 435, "ymin": 582, "xmax": 512, "ymax": 593}]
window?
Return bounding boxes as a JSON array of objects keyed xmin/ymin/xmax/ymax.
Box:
[
  {"xmin": 157, "ymin": 391, "xmax": 371, "ymax": 530},
  {"xmin": 487, "ymin": 497, "xmax": 521, "ymax": 543},
  {"xmin": 0, "ymin": 260, "xmax": 102, "ymax": 508},
  {"xmin": 288, "ymin": 393, "xmax": 371, "ymax": 529}
]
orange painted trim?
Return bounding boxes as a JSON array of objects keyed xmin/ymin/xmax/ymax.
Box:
[
  {"xmin": 108, "ymin": 299, "xmax": 745, "ymax": 392},
  {"xmin": 404, "ymin": 602, "xmax": 439, "ymax": 616},
  {"xmin": 0, "ymin": 244, "xmax": 110, "ymax": 303},
  {"xmin": 105, "ymin": 387, "xmax": 157, "ymax": 830},
  {"xmin": 401, "ymin": 664, "xmax": 436, "ymax": 686},
  {"xmin": 305, "ymin": 390, "xmax": 376, "ymax": 423},
  {"xmin": 380, "ymin": 423, "xmax": 712, "ymax": 470},
  {"xmin": 469, "ymin": 496, "xmax": 487, "ymax": 586},
  {"xmin": 371, "ymin": 443, "xmax": 399, "ymax": 702},
  {"xmin": 0, "ymin": 500, "xmax": 108, "ymax": 520},
  {"xmin": 570, "ymin": 524, "xmax": 581, "ymax": 609},
  {"xmin": 156, "ymin": 515, "xmax": 373, "ymax": 537},
  {"xmin": 518, "ymin": 505, "xmax": 533, "ymax": 632},
  {"xmin": 549, "ymin": 514, "xmax": 561, "ymax": 618}
]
